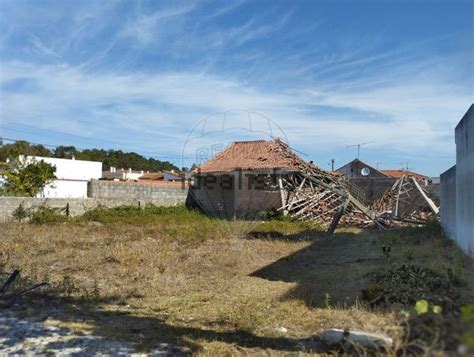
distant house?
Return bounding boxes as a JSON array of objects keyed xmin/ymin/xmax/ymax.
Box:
[
  {"xmin": 102, "ymin": 167, "xmax": 145, "ymax": 181},
  {"xmin": 21, "ymin": 156, "xmax": 102, "ymax": 198},
  {"xmin": 336, "ymin": 159, "xmax": 386, "ymax": 179},
  {"xmin": 190, "ymin": 139, "xmax": 300, "ymax": 219},
  {"xmin": 380, "ymin": 169, "xmax": 429, "ymax": 184},
  {"xmin": 163, "ymin": 170, "xmax": 181, "ymax": 182}
]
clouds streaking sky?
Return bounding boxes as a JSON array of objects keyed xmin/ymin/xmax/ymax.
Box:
[{"xmin": 0, "ymin": 0, "xmax": 472, "ymax": 175}]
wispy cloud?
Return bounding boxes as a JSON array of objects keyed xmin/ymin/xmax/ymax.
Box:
[{"xmin": 0, "ymin": 0, "xmax": 472, "ymax": 174}]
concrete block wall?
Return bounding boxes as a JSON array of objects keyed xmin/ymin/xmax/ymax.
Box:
[
  {"xmin": 234, "ymin": 173, "xmax": 281, "ymax": 216},
  {"xmin": 190, "ymin": 171, "xmax": 282, "ymax": 219},
  {"xmin": 348, "ymin": 178, "xmax": 397, "ymax": 203},
  {"xmin": 0, "ymin": 181, "xmax": 188, "ymax": 222},
  {"xmin": 440, "ymin": 166, "xmax": 456, "ymax": 241},
  {"xmin": 454, "ymin": 105, "xmax": 474, "ymax": 255},
  {"xmin": 88, "ymin": 180, "xmax": 188, "ymax": 203}
]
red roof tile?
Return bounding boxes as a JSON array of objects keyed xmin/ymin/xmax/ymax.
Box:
[
  {"xmin": 380, "ymin": 170, "xmax": 428, "ymax": 180},
  {"xmin": 199, "ymin": 139, "xmax": 306, "ymax": 173}
]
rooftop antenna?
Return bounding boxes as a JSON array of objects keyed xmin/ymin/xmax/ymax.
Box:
[
  {"xmin": 399, "ymin": 162, "xmax": 413, "ymax": 172},
  {"xmin": 346, "ymin": 141, "xmax": 375, "ymax": 160},
  {"xmin": 376, "ymin": 162, "xmax": 383, "ymax": 170}
]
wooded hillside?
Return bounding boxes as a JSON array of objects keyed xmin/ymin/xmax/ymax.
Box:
[{"xmin": 0, "ymin": 141, "xmax": 179, "ymax": 172}]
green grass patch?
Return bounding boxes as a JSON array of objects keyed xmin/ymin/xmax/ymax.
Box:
[
  {"xmin": 78, "ymin": 204, "xmax": 207, "ymax": 225},
  {"xmin": 379, "ymin": 219, "xmax": 447, "ymax": 246}
]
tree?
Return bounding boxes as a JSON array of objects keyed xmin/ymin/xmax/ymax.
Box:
[
  {"xmin": 2, "ymin": 159, "xmax": 56, "ymax": 197},
  {"xmin": 54, "ymin": 145, "xmax": 78, "ymax": 159}
]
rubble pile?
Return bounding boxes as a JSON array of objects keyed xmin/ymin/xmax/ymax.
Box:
[{"xmin": 272, "ymin": 141, "xmax": 439, "ymax": 231}]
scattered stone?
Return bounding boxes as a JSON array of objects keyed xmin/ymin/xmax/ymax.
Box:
[
  {"xmin": 319, "ymin": 329, "xmax": 393, "ymax": 349},
  {"xmin": 299, "ymin": 329, "xmax": 392, "ymax": 352}
]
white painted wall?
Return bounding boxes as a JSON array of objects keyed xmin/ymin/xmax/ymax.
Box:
[
  {"xmin": 42, "ymin": 180, "xmax": 89, "ymax": 198},
  {"xmin": 25, "ymin": 156, "xmax": 102, "ymax": 180},
  {"xmin": 23, "ymin": 156, "xmax": 102, "ymax": 198}
]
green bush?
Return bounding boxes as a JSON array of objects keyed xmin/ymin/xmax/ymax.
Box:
[
  {"xmin": 29, "ymin": 206, "xmax": 67, "ymax": 225},
  {"xmin": 12, "ymin": 204, "xmax": 29, "ymax": 222}
]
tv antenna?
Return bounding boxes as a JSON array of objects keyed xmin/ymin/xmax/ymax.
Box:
[
  {"xmin": 399, "ymin": 162, "xmax": 413, "ymax": 171},
  {"xmin": 346, "ymin": 141, "xmax": 375, "ymax": 160}
]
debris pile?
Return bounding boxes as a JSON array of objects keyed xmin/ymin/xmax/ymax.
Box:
[
  {"xmin": 272, "ymin": 142, "xmax": 438, "ymax": 231},
  {"xmin": 272, "ymin": 143, "xmax": 375, "ymax": 232},
  {"xmin": 372, "ymin": 176, "xmax": 439, "ymax": 227},
  {"xmin": 195, "ymin": 139, "xmax": 439, "ymax": 231}
]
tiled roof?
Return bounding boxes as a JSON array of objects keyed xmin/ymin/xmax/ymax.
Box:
[
  {"xmin": 380, "ymin": 170, "xmax": 428, "ymax": 180},
  {"xmin": 199, "ymin": 139, "xmax": 306, "ymax": 173}
]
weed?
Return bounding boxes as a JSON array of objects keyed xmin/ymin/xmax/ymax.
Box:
[
  {"xmin": 324, "ymin": 293, "xmax": 332, "ymax": 308},
  {"xmin": 29, "ymin": 205, "xmax": 67, "ymax": 224},
  {"xmin": 461, "ymin": 305, "xmax": 474, "ymax": 352},
  {"xmin": 402, "ymin": 246, "xmax": 414, "ymax": 261},
  {"xmin": 81, "ymin": 281, "xmax": 101, "ymax": 303},
  {"xmin": 59, "ymin": 275, "xmax": 79, "ymax": 296},
  {"xmin": 12, "ymin": 204, "xmax": 29, "ymax": 222},
  {"xmin": 446, "ymin": 265, "xmax": 465, "ymax": 286},
  {"xmin": 382, "ymin": 244, "xmax": 392, "ymax": 260}
]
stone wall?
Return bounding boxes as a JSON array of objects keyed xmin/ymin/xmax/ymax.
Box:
[
  {"xmin": 454, "ymin": 105, "xmax": 474, "ymax": 255},
  {"xmin": 440, "ymin": 166, "xmax": 456, "ymax": 242},
  {"xmin": 0, "ymin": 181, "xmax": 188, "ymax": 222}
]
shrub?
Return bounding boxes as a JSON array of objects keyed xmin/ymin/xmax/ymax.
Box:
[
  {"xmin": 29, "ymin": 206, "xmax": 67, "ymax": 225},
  {"xmin": 361, "ymin": 264, "xmax": 458, "ymax": 309},
  {"xmin": 12, "ymin": 204, "xmax": 29, "ymax": 222}
]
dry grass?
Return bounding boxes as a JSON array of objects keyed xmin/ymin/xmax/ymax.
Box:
[{"xmin": 0, "ymin": 208, "xmax": 472, "ymax": 355}]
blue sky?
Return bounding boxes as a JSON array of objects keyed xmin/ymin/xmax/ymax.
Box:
[{"xmin": 0, "ymin": 0, "xmax": 472, "ymax": 175}]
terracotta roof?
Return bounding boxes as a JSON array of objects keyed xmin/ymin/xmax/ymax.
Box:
[
  {"xmin": 199, "ymin": 139, "xmax": 306, "ymax": 173},
  {"xmin": 380, "ymin": 170, "xmax": 428, "ymax": 180}
]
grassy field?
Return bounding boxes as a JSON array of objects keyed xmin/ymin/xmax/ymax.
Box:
[{"xmin": 0, "ymin": 205, "xmax": 473, "ymax": 355}]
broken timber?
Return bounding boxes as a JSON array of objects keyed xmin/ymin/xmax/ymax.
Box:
[
  {"xmin": 278, "ymin": 163, "xmax": 376, "ymax": 231},
  {"xmin": 278, "ymin": 164, "xmax": 437, "ymax": 231}
]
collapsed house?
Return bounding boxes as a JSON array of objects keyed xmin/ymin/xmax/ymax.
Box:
[{"xmin": 189, "ymin": 139, "xmax": 439, "ymax": 231}]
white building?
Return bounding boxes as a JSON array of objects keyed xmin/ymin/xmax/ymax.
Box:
[
  {"xmin": 102, "ymin": 167, "xmax": 145, "ymax": 181},
  {"xmin": 22, "ymin": 156, "xmax": 102, "ymax": 198}
]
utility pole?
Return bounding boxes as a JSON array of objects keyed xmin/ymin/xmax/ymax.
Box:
[
  {"xmin": 346, "ymin": 141, "xmax": 375, "ymax": 160},
  {"xmin": 331, "ymin": 158, "xmax": 335, "ymax": 171}
]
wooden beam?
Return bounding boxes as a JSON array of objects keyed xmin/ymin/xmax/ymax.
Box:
[{"xmin": 411, "ymin": 177, "xmax": 439, "ymax": 214}]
